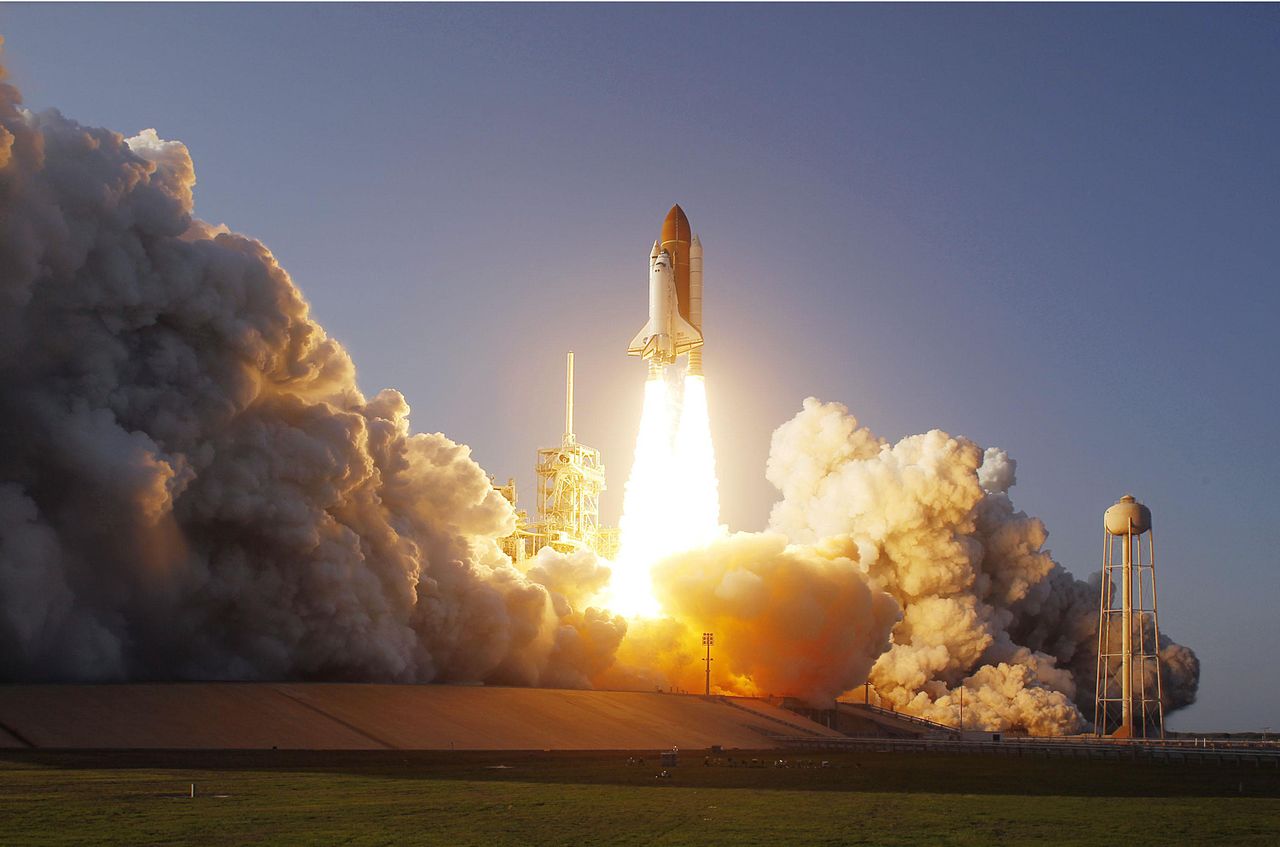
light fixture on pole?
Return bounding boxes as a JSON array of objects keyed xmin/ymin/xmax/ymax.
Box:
[{"xmin": 702, "ymin": 632, "xmax": 714, "ymax": 696}]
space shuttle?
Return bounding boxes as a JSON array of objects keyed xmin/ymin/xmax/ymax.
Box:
[{"xmin": 627, "ymin": 204, "xmax": 705, "ymax": 376}]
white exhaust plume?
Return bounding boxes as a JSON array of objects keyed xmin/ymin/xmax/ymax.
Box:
[
  {"xmin": 0, "ymin": 53, "xmax": 625, "ymax": 686},
  {"xmin": 761, "ymin": 398, "xmax": 1199, "ymax": 732},
  {"xmin": 603, "ymin": 398, "xmax": 1198, "ymax": 733},
  {"xmin": 609, "ymin": 368, "xmax": 723, "ymax": 617}
]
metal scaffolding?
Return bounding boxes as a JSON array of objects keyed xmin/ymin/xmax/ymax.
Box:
[
  {"xmin": 534, "ymin": 352, "xmax": 607, "ymax": 554},
  {"xmin": 495, "ymin": 352, "xmax": 618, "ymax": 561},
  {"xmin": 492, "ymin": 477, "xmax": 533, "ymax": 565}
]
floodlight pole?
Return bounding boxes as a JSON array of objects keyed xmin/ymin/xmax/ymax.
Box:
[{"xmin": 702, "ymin": 632, "xmax": 714, "ymax": 696}]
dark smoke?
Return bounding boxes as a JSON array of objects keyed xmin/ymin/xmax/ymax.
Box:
[{"xmin": 0, "ymin": 55, "xmax": 624, "ymax": 684}]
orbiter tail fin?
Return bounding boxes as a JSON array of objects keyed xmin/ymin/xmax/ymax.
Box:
[{"xmin": 628, "ymin": 320, "xmax": 657, "ymax": 356}]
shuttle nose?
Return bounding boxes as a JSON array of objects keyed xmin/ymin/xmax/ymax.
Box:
[{"xmin": 661, "ymin": 204, "xmax": 691, "ymax": 243}]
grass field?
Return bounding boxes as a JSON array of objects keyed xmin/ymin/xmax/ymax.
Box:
[{"xmin": 1, "ymin": 749, "xmax": 1277, "ymax": 846}]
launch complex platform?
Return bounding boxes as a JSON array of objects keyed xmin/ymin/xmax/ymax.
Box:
[{"xmin": 0, "ymin": 684, "xmax": 845, "ymax": 751}]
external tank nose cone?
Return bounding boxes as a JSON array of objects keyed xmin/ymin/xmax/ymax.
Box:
[{"xmin": 661, "ymin": 204, "xmax": 691, "ymax": 243}]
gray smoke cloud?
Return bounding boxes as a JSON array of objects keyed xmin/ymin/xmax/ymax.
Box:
[{"xmin": 0, "ymin": 55, "xmax": 625, "ymax": 685}]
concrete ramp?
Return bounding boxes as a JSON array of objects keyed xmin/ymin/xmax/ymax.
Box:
[
  {"xmin": 833, "ymin": 702, "xmax": 955, "ymax": 738},
  {"xmin": 0, "ymin": 684, "xmax": 845, "ymax": 751},
  {"xmin": 0, "ymin": 684, "xmax": 379, "ymax": 750}
]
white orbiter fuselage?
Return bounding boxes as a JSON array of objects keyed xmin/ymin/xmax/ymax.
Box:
[{"xmin": 628, "ymin": 205, "xmax": 704, "ymax": 371}]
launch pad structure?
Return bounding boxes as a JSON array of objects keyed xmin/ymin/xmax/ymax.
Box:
[{"xmin": 496, "ymin": 352, "xmax": 618, "ymax": 563}]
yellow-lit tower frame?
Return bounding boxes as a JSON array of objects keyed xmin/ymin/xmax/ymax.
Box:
[{"xmin": 534, "ymin": 352, "xmax": 611, "ymax": 555}]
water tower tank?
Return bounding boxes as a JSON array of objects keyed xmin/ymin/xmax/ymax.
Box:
[{"xmin": 1104, "ymin": 494, "xmax": 1152, "ymax": 536}]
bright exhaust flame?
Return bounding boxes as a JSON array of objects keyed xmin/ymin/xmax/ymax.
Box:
[
  {"xmin": 673, "ymin": 375, "xmax": 721, "ymax": 539},
  {"xmin": 608, "ymin": 369, "xmax": 722, "ymax": 618}
]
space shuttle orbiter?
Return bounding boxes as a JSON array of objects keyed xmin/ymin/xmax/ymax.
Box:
[{"xmin": 627, "ymin": 204, "xmax": 705, "ymax": 376}]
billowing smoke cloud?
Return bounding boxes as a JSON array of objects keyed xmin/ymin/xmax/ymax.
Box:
[
  {"xmin": 602, "ymin": 533, "xmax": 900, "ymax": 701},
  {"xmin": 616, "ymin": 398, "xmax": 1199, "ymax": 733},
  {"xmin": 758, "ymin": 397, "xmax": 1199, "ymax": 733},
  {"xmin": 0, "ymin": 53, "xmax": 623, "ymax": 686},
  {"xmin": 0, "ymin": 50, "xmax": 1199, "ymax": 736}
]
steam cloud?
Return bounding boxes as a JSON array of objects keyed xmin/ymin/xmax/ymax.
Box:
[
  {"xmin": 620, "ymin": 399, "xmax": 1198, "ymax": 733},
  {"xmin": 0, "ymin": 55, "xmax": 624, "ymax": 685},
  {"xmin": 0, "ymin": 53, "xmax": 1198, "ymax": 734},
  {"xmin": 764, "ymin": 399, "xmax": 1198, "ymax": 732}
]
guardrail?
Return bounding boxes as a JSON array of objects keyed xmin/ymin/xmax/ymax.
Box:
[
  {"xmin": 995, "ymin": 734, "xmax": 1280, "ymax": 751},
  {"xmin": 836, "ymin": 702, "xmax": 955, "ymax": 733},
  {"xmin": 775, "ymin": 734, "xmax": 1280, "ymax": 765},
  {"xmin": 711, "ymin": 696, "xmax": 837, "ymax": 738},
  {"xmin": 832, "ymin": 703, "xmax": 1280, "ymax": 752}
]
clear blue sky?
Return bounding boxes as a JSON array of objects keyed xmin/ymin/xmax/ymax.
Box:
[{"xmin": 3, "ymin": 4, "xmax": 1277, "ymax": 731}]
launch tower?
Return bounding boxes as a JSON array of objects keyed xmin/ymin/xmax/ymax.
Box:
[
  {"xmin": 1094, "ymin": 494, "xmax": 1165, "ymax": 739},
  {"xmin": 533, "ymin": 352, "xmax": 613, "ymax": 556}
]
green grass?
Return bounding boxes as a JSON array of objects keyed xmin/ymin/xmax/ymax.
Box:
[{"xmin": 1, "ymin": 749, "xmax": 1277, "ymax": 846}]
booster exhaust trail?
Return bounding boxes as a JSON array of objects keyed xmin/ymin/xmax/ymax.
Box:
[{"xmin": 609, "ymin": 206, "xmax": 722, "ymax": 618}]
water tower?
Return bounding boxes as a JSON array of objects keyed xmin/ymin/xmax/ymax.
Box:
[{"xmin": 1094, "ymin": 495, "xmax": 1165, "ymax": 739}]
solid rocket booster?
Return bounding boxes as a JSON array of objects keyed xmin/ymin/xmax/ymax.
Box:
[
  {"xmin": 627, "ymin": 204, "xmax": 705, "ymax": 374},
  {"xmin": 687, "ymin": 232, "xmax": 703, "ymax": 376}
]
